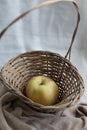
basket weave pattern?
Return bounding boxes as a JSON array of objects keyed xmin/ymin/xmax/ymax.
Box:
[
  {"xmin": 1, "ymin": 51, "xmax": 84, "ymax": 113},
  {"xmin": 0, "ymin": 0, "xmax": 84, "ymax": 113}
]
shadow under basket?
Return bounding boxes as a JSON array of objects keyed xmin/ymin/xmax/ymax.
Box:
[{"xmin": 1, "ymin": 51, "xmax": 84, "ymax": 113}]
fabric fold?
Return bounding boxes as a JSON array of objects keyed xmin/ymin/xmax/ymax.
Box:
[{"xmin": 0, "ymin": 80, "xmax": 87, "ymax": 130}]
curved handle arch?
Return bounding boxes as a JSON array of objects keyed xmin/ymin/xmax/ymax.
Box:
[{"xmin": 0, "ymin": 0, "xmax": 80, "ymax": 59}]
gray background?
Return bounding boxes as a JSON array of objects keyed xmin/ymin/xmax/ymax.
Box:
[{"xmin": 0, "ymin": 0, "xmax": 87, "ymax": 102}]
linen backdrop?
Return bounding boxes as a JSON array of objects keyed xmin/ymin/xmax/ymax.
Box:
[{"xmin": 0, "ymin": 0, "xmax": 87, "ymax": 102}]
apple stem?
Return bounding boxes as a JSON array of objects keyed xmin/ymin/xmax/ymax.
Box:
[{"xmin": 40, "ymin": 81, "xmax": 44, "ymax": 85}]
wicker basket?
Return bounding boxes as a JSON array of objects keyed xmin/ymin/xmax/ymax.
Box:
[{"xmin": 0, "ymin": 0, "xmax": 84, "ymax": 113}]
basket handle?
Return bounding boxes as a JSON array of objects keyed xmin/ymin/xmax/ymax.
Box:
[{"xmin": 0, "ymin": 0, "xmax": 80, "ymax": 59}]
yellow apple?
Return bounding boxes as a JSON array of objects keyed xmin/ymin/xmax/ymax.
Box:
[{"xmin": 26, "ymin": 76, "xmax": 58, "ymax": 106}]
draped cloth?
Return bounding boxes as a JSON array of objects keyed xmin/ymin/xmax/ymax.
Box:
[
  {"xmin": 0, "ymin": 0, "xmax": 87, "ymax": 130},
  {"xmin": 0, "ymin": 79, "xmax": 87, "ymax": 130}
]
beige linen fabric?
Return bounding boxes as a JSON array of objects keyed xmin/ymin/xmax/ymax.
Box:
[
  {"xmin": 0, "ymin": 0, "xmax": 87, "ymax": 130},
  {"xmin": 0, "ymin": 78, "xmax": 87, "ymax": 130}
]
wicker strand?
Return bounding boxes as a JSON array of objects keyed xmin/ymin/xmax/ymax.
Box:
[
  {"xmin": 1, "ymin": 50, "xmax": 84, "ymax": 113},
  {"xmin": 65, "ymin": 2, "xmax": 80, "ymax": 59},
  {"xmin": 0, "ymin": 0, "xmax": 84, "ymax": 113},
  {"xmin": 0, "ymin": 0, "xmax": 80, "ymax": 59}
]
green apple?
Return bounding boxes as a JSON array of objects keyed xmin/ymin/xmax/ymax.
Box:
[{"xmin": 26, "ymin": 76, "xmax": 58, "ymax": 106}]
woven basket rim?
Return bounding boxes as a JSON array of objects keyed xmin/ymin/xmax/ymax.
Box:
[
  {"xmin": 1, "ymin": 50, "xmax": 84, "ymax": 111},
  {"xmin": 0, "ymin": 0, "xmax": 84, "ymax": 113},
  {"xmin": 1, "ymin": 50, "xmax": 84, "ymax": 81}
]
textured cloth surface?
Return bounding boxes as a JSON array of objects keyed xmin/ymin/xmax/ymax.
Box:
[
  {"xmin": 0, "ymin": 79, "xmax": 87, "ymax": 130},
  {"xmin": 0, "ymin": 0, "xmax": 87, "ymax": 101},
  {"xmin": 0, "ymin": 0, "xmax": 87, "ymax": 129}
]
